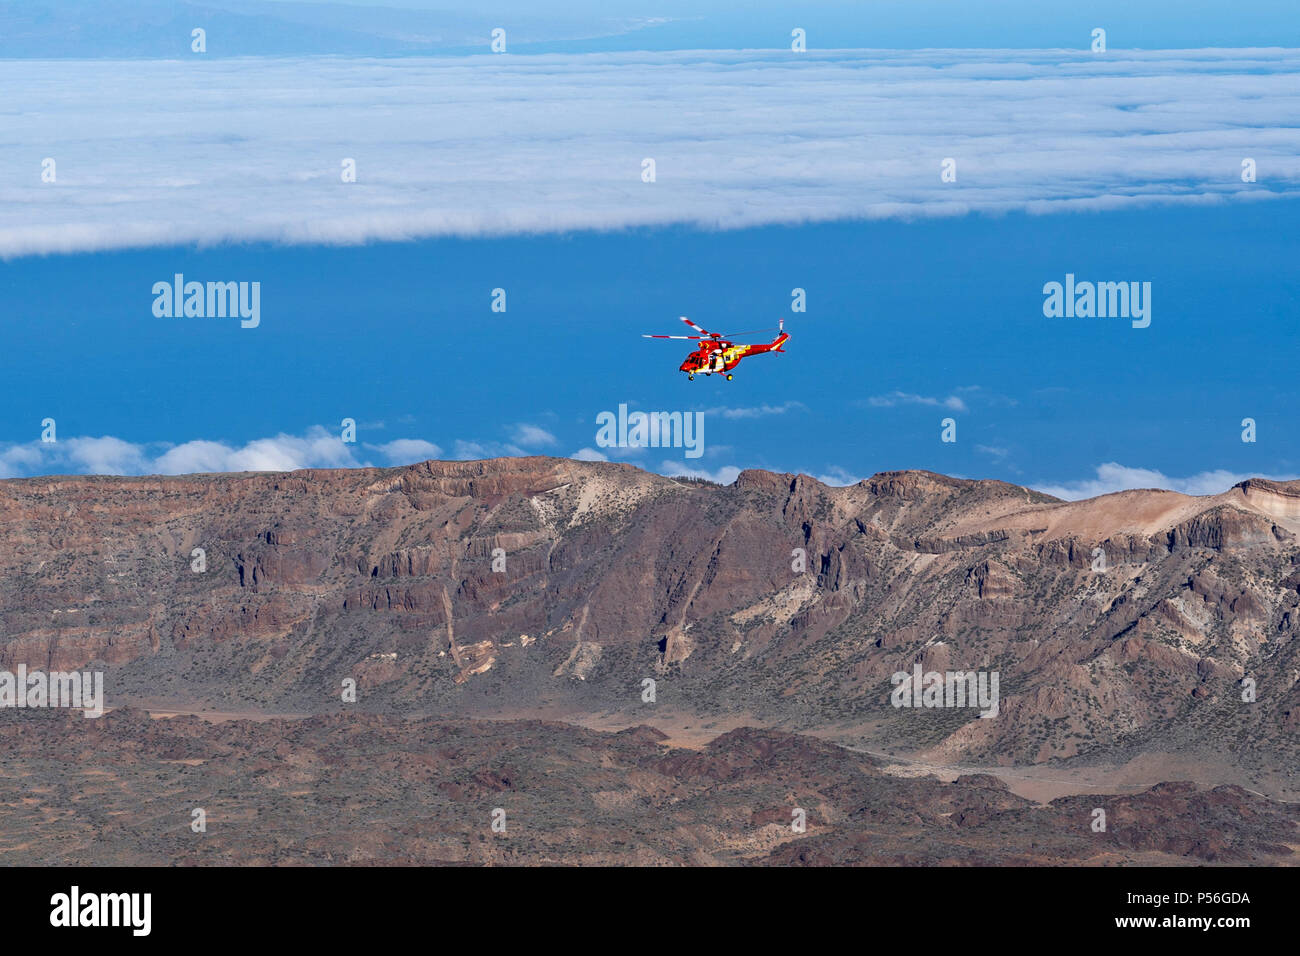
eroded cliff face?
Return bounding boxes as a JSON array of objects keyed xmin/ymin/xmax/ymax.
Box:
[{"xmin": 1, "ymin": 457, "xmax": 1297, "ymax": 771}]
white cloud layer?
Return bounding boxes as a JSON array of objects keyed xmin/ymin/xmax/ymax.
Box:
[
  {"xmin": 0, "ymin": 427, "xmax": 451, "ymax": 478},
  {"xmin": 660, "ymin": 461, "xmax": 743, "ymax": 485},
  {"xmin": 701, "ymin": 401, "xmax": 806, "ymax": 419},
  {"xmin": 1031, "ymin": 462, "xmax": 1300, "ymax": 501},
  {"xmin": 813, "ymin": 466, "xmax": 862, "ymax": 486},
  {"xmin": 3, "ymin": 48, "xmax": 1299, "ymax": 256},
  {"xmin": 868, "ymin": 391, "xmax": 969, "ymax": 413},
  {"xmin": 509, "ymin": 424, "xmax": 558, "ymax": 447},
  {"xmin": 370, "ymin": 438, "xmax": 443, "ymax": 463}
]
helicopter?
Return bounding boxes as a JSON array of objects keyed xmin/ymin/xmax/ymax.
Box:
[{"xmin": 642, "ymin": 317, "xmax": 789, "ymax": 381}]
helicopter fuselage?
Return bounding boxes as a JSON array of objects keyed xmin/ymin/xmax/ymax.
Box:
[{"xmin": 680, "ymin": 332, "xmax": 788, "ymax": 377}]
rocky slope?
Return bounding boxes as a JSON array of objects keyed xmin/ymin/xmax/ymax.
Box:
[
  {"xmin": 2, "ymin": 708, "xmax": 1294, "ymax": 866},
  {"xmin": 1, "ymin": 457, "xmax": 1297, "ymax": 788}
]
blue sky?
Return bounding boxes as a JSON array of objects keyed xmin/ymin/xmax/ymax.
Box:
[
  {"xmin": 1, "ymin": 1, "xmax": 1297, "ymax": 498},
  {"xmin": 4, "ymin": 1, "xmax": 1299, "ymax": 54},
  {"xmin": 3, "ymin": 200, "xmax": 1297, "ymax": 495}
]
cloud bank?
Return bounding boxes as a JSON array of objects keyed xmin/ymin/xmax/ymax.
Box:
[
  {"xmin": 867, "ymin": 391, "xmax": 969, "ymax": 413},
  {"xmin": 4, "ymin": 48, "xmax": 1299, "ymax": 256},
  {"xmin": 1031, "ymin": 462, "xmax": 1300, "ymax": 501},
  {"xmin": 2, "ymin": 430, "xmax": 1288, "ymax": 503},
  {"xmin": 0, "ymin": 428, "xmax": 518, "ymax": 478}
]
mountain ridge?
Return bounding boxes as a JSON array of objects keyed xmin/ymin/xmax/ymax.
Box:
[{"xmin": 1, "ymin": 456, "xmax": 1295, "ymax": 797}]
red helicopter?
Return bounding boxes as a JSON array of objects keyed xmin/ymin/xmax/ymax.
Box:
[{"xmin": 642, "ymin": 317, "xmax": 790, "ymax": 381}]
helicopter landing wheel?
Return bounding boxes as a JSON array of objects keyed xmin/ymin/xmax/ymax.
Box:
[
  {"xmin": 688, "ymin": 374, "xmax": 694, "ymax": 381},
  {"xmin": 725, "ymin": 374, "xmax": 733, "ymax": 381}
]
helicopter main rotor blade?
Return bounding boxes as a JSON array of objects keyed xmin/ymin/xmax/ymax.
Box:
[
  {"xmin": 642, "ymin": 334, "xmax": 707, "ymax": 340},
  {"xmin": 680, "ymin": 316, "xmax": 713, "ymax": 337}
]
